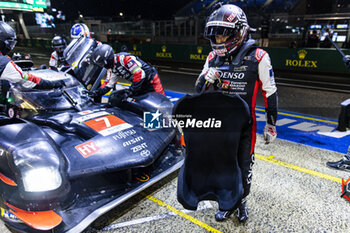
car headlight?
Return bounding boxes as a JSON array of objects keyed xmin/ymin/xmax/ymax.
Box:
[
  {"xmin": 22, "ymin": 166, "xmax": 62, "ymax": 192},
  {"xmin": 13, "ymin": 141, "xmax": 63, "ymax": 193}
]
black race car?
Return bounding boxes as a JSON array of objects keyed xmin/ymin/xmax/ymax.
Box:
[{"xmin": 0, "ymin": 38, "xmax": 184, "ymax": 233}]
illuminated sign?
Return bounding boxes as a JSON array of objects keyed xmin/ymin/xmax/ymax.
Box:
[
  {"xmin": 0, "ymin": 0, "xmax": 46, "ymax": 11},
  {"xmin": 336, "ymin": 24, "xmax": 348, "ymax": 29},
  {"xmin": 0, "ymin": 2, "xmax": 32, "ymax": 11},
  {"xmin": 323, "ymin": 24, "xmax": 334, "ymax": 29},
  {"xmin": 32, "ymin": 0, "xmax": 46, "ymax": 8},
  {"xmin": 309, "ymin": 25, "xmax": 321, "ymax": 29}
]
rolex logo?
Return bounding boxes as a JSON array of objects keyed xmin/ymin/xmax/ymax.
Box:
[
  {"xmin": 197, "ymin": 46, "xmax": 203, "ymax": 54},
  {"xmin": 161, "ymin": 45, "xmax": 167, "ymax": 53},
  {"xmin": 133, "ymin": 44, "xmax": 137, "ymax": 50},
  {"xmin": 297, "ymin": 50, "xmax": 307, "ymax": 60}
]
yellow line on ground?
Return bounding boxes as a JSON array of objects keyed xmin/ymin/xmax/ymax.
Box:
[
  {"xmin": 255, "ymin": 108, "xmax": 338, "ymax": 125},
  {"xmin": 142, "ymin": 192, "xmax": 222, "ymax": 233},
  {"xmin": 255, "ymin": 154, "xmax": 342, "ymax": 183}
]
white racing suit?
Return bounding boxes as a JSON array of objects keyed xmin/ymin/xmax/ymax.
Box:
[
  {"xmin": 0, "ymin": 54, "xmax": 64, "ymax": 105},
  {"xmin": 49, "ymin": 51, "xmax": 68, "ymax": 69},
  {"xmin": 195, "ymin": 39, "xmax": 278, "ymax": 198}
]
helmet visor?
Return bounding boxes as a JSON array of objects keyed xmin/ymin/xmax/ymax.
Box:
[
  {"xmin": 52, "ymin": 45, "xmax": 66, "ymax": 52},
  {"xmin": 7, "ymin": 38, "xmax": 17, "ymax": 51},
  {"xmin": 206, "ymin": 26, "xmax": 238, "ymax": 36},
  {"xmin": 91, "ymin": 54, "xmax": 105, "ymax": 67},
  {"xmin": 205, "ymin": 26, "xmax": 238, "ymax": 41}
]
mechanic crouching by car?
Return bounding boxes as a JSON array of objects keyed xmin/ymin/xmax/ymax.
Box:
[
  {"xmin": 195, "ymin": 4, "xmax": 278, "ymax": 222},
  {"xmin": 0, "ymin": 21, "xmax": 64, "ymax": 94},
  {"xmin": 90, "ymin": 44, "xmax": 165, "ymax": 103}
]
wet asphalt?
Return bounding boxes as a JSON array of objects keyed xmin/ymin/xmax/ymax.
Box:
[{"xmin": 0, "ymin": 47, "xmax": 349, "ymax": 233}]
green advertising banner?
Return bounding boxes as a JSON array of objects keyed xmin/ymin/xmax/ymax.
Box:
[
  {"xmin": 111, "ymin": 43, "xmax": 212, "ymax": 63},
  {"xmin": 32, "ymin": 0, "xmax": 47, "ymax": 9},
  {"xmin": 0, "ymin": 0, "xmax": 46, "ymax": 11},
  {"xmin": 264, "ymin": 47, "xmax": 350, "ymax": 73},
  {"xmin": 16, "ymin": 38, "xmax": 350, "ymax": 74},
  {"xmin": 0, "ymin": 2, "xmax": 32, "ymax": 11}
]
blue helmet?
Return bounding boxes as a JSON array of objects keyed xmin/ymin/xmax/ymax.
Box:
[{"xmin": 70, "ymin": 23, "xmax": 90, "ymax": 39}]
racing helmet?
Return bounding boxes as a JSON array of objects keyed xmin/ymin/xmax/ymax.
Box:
[
  {"xmin": 91, "ymin": 44, "xmax": 114, "ymax": 69},
  {"xmin": 0, "ymin": 21, "xmax": 17, "ymax": 55},
  {"xmin": 12, "ymin": 52, "xmax": 22, "ymax": 61},
  {"xmin": 204, "ymin": 4, "xmax": 250, "ymax": 57},
  {"xmin": 70, "ymin": 23, "xmax": 90, "ymax": 39},
  {"xmin": 51, "ymin": 36, "xmax": 67, "ymax": 53}
]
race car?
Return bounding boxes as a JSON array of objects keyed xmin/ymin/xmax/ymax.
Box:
[{"xmin": 0, "ymin": 38, "xmax": 184, "ymax": 233}]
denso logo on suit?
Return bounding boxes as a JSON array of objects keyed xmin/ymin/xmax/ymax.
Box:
[{"xmin": 218, "ymin": 71, "xmax": 245, "ymax": 79}]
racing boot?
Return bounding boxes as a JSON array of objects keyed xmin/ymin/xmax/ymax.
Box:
[
  {"xmin": 215, "ymin": 209, "xmax": 234, "ymax": 222},
  {"xmin": 236, "ymin": 197, "xmax": 248, "ymax": 222},
  {"xmin": 326, "ymin": 146, "xmax": 350, "ymax": 171}
]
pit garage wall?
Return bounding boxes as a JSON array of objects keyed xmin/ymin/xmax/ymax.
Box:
[{"xmin": 17, "ymin": 38, "xmax": 350, "ymax": 74}]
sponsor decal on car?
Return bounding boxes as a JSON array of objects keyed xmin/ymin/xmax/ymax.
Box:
[
  {"xmin": 112, "ymin": 129, "xmax": 137, "ymax": 141},
  {"xmin": 84, "ymin": 115, "xmax": 133, "ymax": 136},
  {"xmin": 131, "ymin": 142, "xmax": 148, "ymax": 153},
  {"xmin": 122, "ymin": 136, "xmax": 144, "ymax": 147},
  {"xmin": 75, "ymin": 140, "xmax": 100, "ymax": 158},
  {"xmin": 140, "ymin": 150, "xmax": 151, "ymax": 157},
  {"xmin": 76, "ymin": 111, "xmax": 110, "ymax": 122}
]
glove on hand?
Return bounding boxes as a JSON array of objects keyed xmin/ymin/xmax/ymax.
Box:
[
  {"xmin": 122, "ymin": 89, "xmax": 133, "ymax": 100},
  {"xmin": 204, "ymin": 67, "xmax": 220, "ymax": 84},
  {"xmin": 54, "ymin": 80, "xmax": 66, "ymax": 88},
  {"xmin": 263, "ymin": 123, "xmax": 277, "ymax": 144},
  {"xmin": 89, "ymin": 87, "xmax": 111, "ymax": 98},
  {"xmin": 88, "ymin": 90, "xmax": 98, "ymax": 98},
  {"xmin": 343, "ymin": 55, "xmax": 350, "ymax": 68}
]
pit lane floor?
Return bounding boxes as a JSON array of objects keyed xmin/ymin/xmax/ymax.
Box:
[
  {"xmin": 1, "ymin": 47, "xmax": 349, "ymax": 232},
  {"xmin": 1, "ymin": 135, "xmax": 349, "ymax": 233}
]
